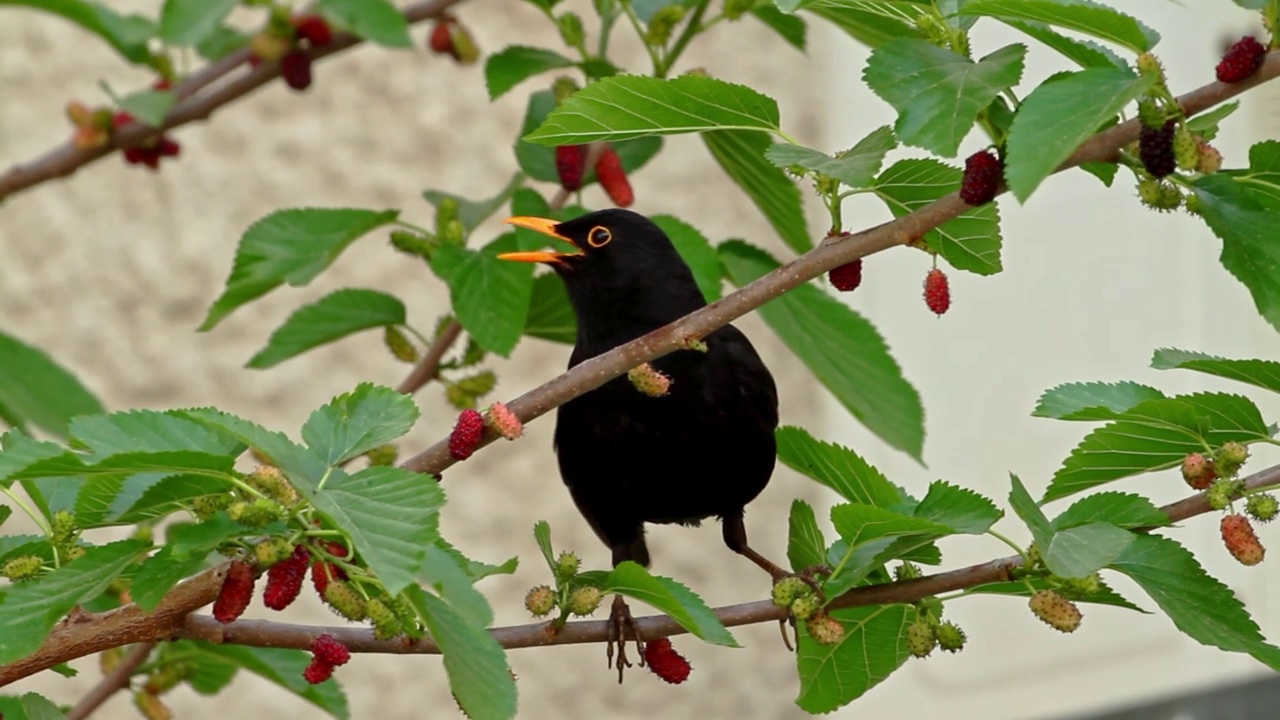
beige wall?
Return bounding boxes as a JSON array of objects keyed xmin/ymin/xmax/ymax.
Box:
[{"xmin": 1, "ymin": 1, "xmax": 832, "ymax": 717}]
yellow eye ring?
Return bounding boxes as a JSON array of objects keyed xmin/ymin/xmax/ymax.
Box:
[{"xmin": 587, "ymin": 226, "xmax": 612, "ymax": 248}]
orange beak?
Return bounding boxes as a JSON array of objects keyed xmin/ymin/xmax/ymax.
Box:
[{"xmin": 497, "ymin": 216, "xmax": 583, "ymax": 263}]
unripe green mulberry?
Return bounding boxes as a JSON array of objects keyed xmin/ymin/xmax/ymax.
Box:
[
  {"xmin": 1215, "ymin": 442, "xmax": 1249, "ymax": 477},
  {"xmin": 367, "ymin": 598, "xmax": 404, "ymax": 640},
  {"xmin": 245, "ymin": 465, "xmax": 298, "ymax": 506},
  {"xmin": 323, "ymin": 581, "xmax": 368, "ymax": 621},
  {"xmin": 1246, "ymin": 493, "xmax": 1278, "ymax": 523},
  {"xmin": 525, "ymin": 585, "xmax": 557, "ymax": 617},
  {"xmin": 789, "ymin": 594, "xmax": 821, "ymax": 621},
  {"xmin": 1206, "ymin": 478, "xmax": 1237, "ymax": 511},
  {"xmin": 2, "ymin": 555, "xmax": 44, "ymax": 581},
  {"xmin": 365, "ymin": 443, "xmax": 399, "ymax": 467},
  {"xmin": 555, "ymin": 551, "xmax": 581, "ymax": 580},
  {"xmin": 806, "ymin": 614, "xmax": 845, "ymax": 645},
  {"xmin": 1029, "ymin": 590, "xmax": 1082, "ymax": 633},
  {"xmin": 893, "ymin": 562, "xmax": 921, "ymax": 581},
  {"xmin": 567, "ymin": 585, "xmax": 603, "ymax": 616},
  {"xmin": 936, "ymin": 621, "xmax": 966, "ymax": 653},
  {"xmin": 51, "ymin": 510, "xmax": 75, "ymax": 544},
  {"xmin": 191, "ymin": 493, "xmax": 231, "ymax": 520},
  {"xmin": 771, "ymin": 576, "xmax": 808, "ymax": 608},
  {"xmin": 1174, "ymin": 126, "xmax": 1199, "ymax": 170},
  {"xmin": 906, "ymin": 619, "xmax": 936, "ymax": 658},
  {"xmin": 254, "ymin": 537, "xmax": 295, "ymax": 567}
]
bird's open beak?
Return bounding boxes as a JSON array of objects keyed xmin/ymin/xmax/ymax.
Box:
[{"xmin": 497, "ymin": 216, "xmax": 584, "ymax": 264}]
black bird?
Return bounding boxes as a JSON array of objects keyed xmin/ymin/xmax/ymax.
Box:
[{"xmin": 500, "ymin": 209, "xmax": 786, "ymax": 673}]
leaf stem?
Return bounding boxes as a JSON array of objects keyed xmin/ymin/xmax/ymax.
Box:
[
  {"xmin": 985, "ymin": 528, "xmax": 1028, "ymax": 564},
  {"xmin": 2, "ymin": 485, "xmax": 51, "ymax": 536},
  {"xmin": 657, "ymin": 0, "xmax": 712, "ymax": 78}
]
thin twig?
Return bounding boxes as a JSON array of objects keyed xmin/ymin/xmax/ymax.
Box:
[
  {"xmin": 1, "ymin": 59, "xmax": 1276, "ymax": 685},
  {"xmin": 396, "ymin": 319, "xmax": 464, "ymax": 395},
  {"xmin": 0, "ymin": 0, "xmax": 468, "ymax": 201},
  {"xmin": 66, "ymin": 642, "xmax": 155, "ymax": 720}
]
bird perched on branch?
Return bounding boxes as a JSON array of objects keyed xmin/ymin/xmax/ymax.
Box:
[{"xmin": 500, "ymin": 209, "xmax": 785, "ymax": 678}]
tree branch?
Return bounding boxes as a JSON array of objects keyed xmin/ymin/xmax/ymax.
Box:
[
  {"xmin": 66, "ymin": 642, "xmax": 155, "ymax": 720},
  {"xmin": 0, "ymin": 0, "xmax": 469, "ymax": 202},
  {"xmin": 1, "ymin": 58, "xmax": 1275, "ymax": 686},
  {"xmin": 400, "ymin": 54, "xmax": 1280, "ymax": 477},
  {"xmin": 178, "ymin": 461, "xmax": 1280, "ymax": 655},
  {"xmin": 396, "ymin": 319, "xmax": 464, "ymax": 395}
]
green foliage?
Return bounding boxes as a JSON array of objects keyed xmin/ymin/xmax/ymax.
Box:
[
  {"xmin": 248, "ymin": 289, "xmax": 407, "ymax": 368},
  {"xmin": 873, "ymin": 158, "xmax": 1003, "ymax": 274},
  {"xmin": 0, "ymin": 330, "xmax": 103, "ymax": 438},
  {"xmin": 722, "ymin": 243, "xmax": 924, "ymax": 458}
]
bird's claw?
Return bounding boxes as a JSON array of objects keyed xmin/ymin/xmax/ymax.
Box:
[{"xmin": 607, "ymin": 595, "xmax": 643, "ymax": 683}]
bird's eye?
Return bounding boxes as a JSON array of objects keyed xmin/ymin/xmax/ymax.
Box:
[{"xmin": 587, "ymin": 226, "xmax": 612, "ymax": 248}]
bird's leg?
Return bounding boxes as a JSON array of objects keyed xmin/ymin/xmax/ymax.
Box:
[
  {"xmin": 606, "ymin": 594, "xmax": 643, "ymax": 684},
  {"xmin": 722, "ymin": 510, "xmax": 789, "ymax": 580},
  {"xmin": 724, "ymin": 512, "xmax": 835, "ymax": 651}
]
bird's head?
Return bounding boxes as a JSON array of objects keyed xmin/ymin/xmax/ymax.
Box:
[{"xmin": 498, "ymin": 209, "xmax": 707, "ymax": 348}]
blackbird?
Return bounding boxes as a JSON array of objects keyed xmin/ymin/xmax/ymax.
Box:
[{"xmin": 500, "ymin": 209, "xmax": 786, "ymax": 674}]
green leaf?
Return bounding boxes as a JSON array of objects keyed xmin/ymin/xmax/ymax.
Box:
[
  {"xmin": 514, "ymin": 91, "xmax": 663, "ymax": 185},
  {"xmin": 651, "ymin": 215, "xmax": 723, "ymax": 301},
  {"xmin": 20, "ymin": 693, "xmax": 67, "ymax": 720},
  {"xmin": 0, "ymin": 539, "xmax": 149, "ymax": 664},
  {"xmin": 795, "ymin": 604, "xmax": 913, "ymax": 713},
  {"xmin": 1110, "ymin": 534, "xmax": 1280, "ymax": 670},
  {"xmin": 165, "ymin": 641, "xmax": 238, "ymax": 694},
  {"xmin": 532, "ymin": 520, "xmax": 557, "ymax": 571},
  {"xmin": 69, "ymin": 410, "xmax": 244, "ymax": 459},
  {"xmin": 0, "ymin": 330, "xmax": 103, "ymax": 438},
  {"xmin": 704, "ymin": 130, "xmax": 811, "ymax": 253},
  {"xmin": 435, "ymin": 234, "xmax": 535, "ymax": 357},
  {"xmin": 752, "ymin": 5, "xmax": 807, "ymax": 50},
  {"xmin": 301, "ymin": 383, "xmax": 419, "ymax": 465},
  {"xmin": 159, "ymin": 0, "xmax": 236, "ymax": 45},
  {"xmin": 1045, "ymin": 394, "xmax": 1270, "ymax": 502},
  {"xmin": 306, "ymin": 466, "xmax": 443, "ymax": 595},
  {"xmin": 524, "ymin": 273, "xmax": 576, "ymax": 344},
  {"xmin": 958, "ymin": 0, "xmax": 1158, "ymax": 52},
  {"xmin": 913, "ymin": 480, "xmax": 1002, "ymax": 534},
  {"xmin": 195, "ymin": 25, "xmax": 249, "ymax": 61},
  {"xmin": 130, "ymin": 544, "xmax": 215, "ymax": 611},
  {"xmin": 1152, "ymin": 348, "xmax": 1280, "ymax": 394},
  {"xmin": 485, "ymin": 46, "xmax": 575, "ymax": 100},
  {"xmin": 873, "ymin": 159, "xmax": 1003, "ymax": 275},
  {"xmin": 1001, "ymin": 19, "xmax": 1127, "ymax": 70},
  {"xmin": 1186, "ymin": 101, "xmax": 1239, "ymax": 142},
  {"xmin": 722, "ymin": 245, "xmax": 923, "ymax": 458},
  {"xmin": 1032, "ymin": 381, "xmax": 1166, "ymax": 421},
  {"xmin": 604, "ymin": 562, "xmax": 739, "ymax": 646},
  {"xmin": 1043, "ymin": 522, "xmax": 1133, "ymax": 578},
  {"xmin": 113, "ymin": 475, "xmax": 233, "ymax": 524},
  {"xmin": 826, "ymin": 505, "xmax": 951, "ymax": 587},
  {"xmin": 1007, "ymin": 474, "xmax": 1053, "ymax": 550},
  {"xmin": 1192, "ymin": 143, "xmax": 1280, "ymax": 332},
  {"xmin": 864, "ymin": 40, "xmax": 1025, "ymax": 157},
  {"xmin": 409, "ymin": 588, "xmax": 516, "ymax": 720},
  {"xmin": 787, "ymin": 499, "xmax": 827, "ymax": 572},
  {"xmin": 424, "ymin": 173, "xmax": 525, "ymax": 231},
  {"xmin": 247, "ymin": 289, "xmax": 406, "ymax": 368},
  {"xmin": 315, "ymin": 0, "xmax": 412, "ymax": 47},
  {"xmin": 765, "ymin": 126, "xmax": 896, "ymax": 189},
  {"xmin": 1052, "ymin": 492, "xmax": 1168, "ymax": 531},
  {"xmin": 195, "ymin": 645, "xmax": 350, "ymax": 718},
  {"xmin": 201, "ymin": 208, "xmax": 400, "ymax": 330},
  {"xmin": 419, "ymin": 543, "xmax": 493, "ymax": 627},
  {"xmin": 1079, "ymin": 161, "xmax": 1119, "ymax": 186},
  {"xmin": 1005, "ymin": 68, "xmax": 1152, "ymax": 201},
  {"xmin": 804, "ymin": 3, "xmax": 918, "ymax": 48},
  {"xmin": 2, "ymin": 0, "xmax": 154, "ymax": 62},
  {"xmin": 524, "ymin": 75, "xmax": 781, "ymax": 145},
  {"xmin": 6, "ymin": 450, "xmax": 235, "ymax": 483},
  {"xmin": 110, "ymin": 87, "xmax": 177, "ymax": 128}
]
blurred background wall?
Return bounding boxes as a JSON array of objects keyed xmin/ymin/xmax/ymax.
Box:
[{"xmin": 1, "ymin": 1, "xmax": 1277, "ymax": 718}]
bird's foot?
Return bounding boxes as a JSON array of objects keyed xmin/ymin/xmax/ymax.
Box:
[{"xmin": 606, "ymin": 594, "xmax": 643, "ymax": 683}]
